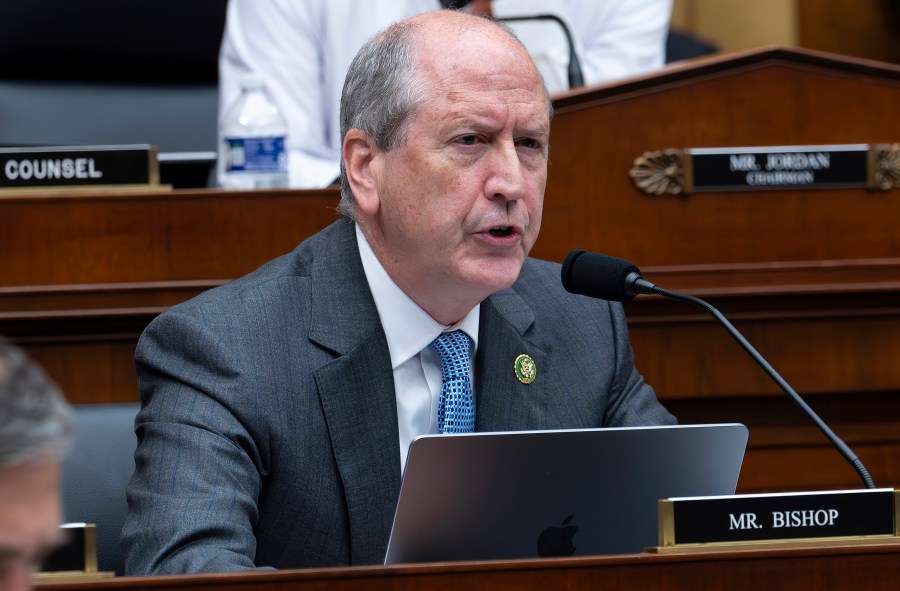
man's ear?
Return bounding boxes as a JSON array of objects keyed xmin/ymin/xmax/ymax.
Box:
[{"xmin": 342, "ymin": 129, "xmax": 381, "ymax": 216}]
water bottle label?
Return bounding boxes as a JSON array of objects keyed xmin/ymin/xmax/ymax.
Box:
[{"xmin": 224, "ymin": 136, "xmax": 286, "ymax": 173}]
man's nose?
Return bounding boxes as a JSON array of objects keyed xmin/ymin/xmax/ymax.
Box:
[{"xmin": 484, "ymin": 142, "xmax": 527, "ymax": 202}]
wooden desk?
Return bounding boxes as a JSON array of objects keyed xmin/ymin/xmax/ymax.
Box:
[{"xmin": 34, "ymin": 543, "xmax": 900, "ymax": 591}]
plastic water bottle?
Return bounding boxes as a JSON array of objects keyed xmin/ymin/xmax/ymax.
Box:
[{"xmin": 219, "ymin": 74, "xmax": 288, "ymax": 189}]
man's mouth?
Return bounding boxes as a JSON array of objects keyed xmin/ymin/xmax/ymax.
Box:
[{"xmin": 489, "ymin": 226, "xmax": 514, "ymax": 237}]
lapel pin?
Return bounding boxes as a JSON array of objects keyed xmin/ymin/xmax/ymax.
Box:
[{"xmin": 514, "ymin": 354, "xmax": 537, "ymax": 384}]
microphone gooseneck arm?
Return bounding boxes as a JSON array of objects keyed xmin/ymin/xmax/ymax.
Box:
[
  {"xmin": 628, "ymin": 273, "xmax": 876, "ymax": 490},
  {"xmin": 495, "ymin": 14, "xmax": 585, "ymax": 89}
]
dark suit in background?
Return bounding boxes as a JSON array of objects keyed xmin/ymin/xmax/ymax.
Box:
[{"xmin": 121, "ymin": 218, "xmax": 674, "ymax": 573}]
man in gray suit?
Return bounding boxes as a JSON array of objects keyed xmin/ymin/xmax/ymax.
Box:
[{"xmin": 123, "ymin": 9, "xmax": 675, "ymax": 574}]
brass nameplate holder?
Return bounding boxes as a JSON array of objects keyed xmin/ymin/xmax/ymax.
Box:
[
  {"xmin": 652, "ymin": 488, "xmax": 899, "ymax": 553},
  {"xmin": 35, "ymin": 523, "xmax": 115, "ymax": 581},
  {"xmin": 630, "ymin": 143, "xmax": 900, "ymax": 195},
  {"xmin": 0, "ymin": 144, "xmax": 163, "ymax": 193}
]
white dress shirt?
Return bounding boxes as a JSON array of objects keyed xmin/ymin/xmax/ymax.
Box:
[{"xmin": 355, "ymin": 225, "xmax": 479, "ymax": 472}]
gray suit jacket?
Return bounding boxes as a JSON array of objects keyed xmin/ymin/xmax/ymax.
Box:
[{"xmin": 122, "ymin": 218, "xmax": 674, "ymax": 574}]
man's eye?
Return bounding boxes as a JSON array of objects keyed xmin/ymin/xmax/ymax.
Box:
[
  {"xmin": 456, "ymin": 135, "xmax": 479, "ymax": 146},
  {"xmin": 518, "ymin": 138, "xmax": 541, "ymax": 150}
]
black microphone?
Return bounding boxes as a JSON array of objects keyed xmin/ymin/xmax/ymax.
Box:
[
  {"xmin": 562, "ymin": 250, "xmax": 646, "ymax": 301},
  {"xmin": 561, "ymin": 249, "xmax": 877, "ymax": 490},
  {"xmin": 495, "ymin": 14, "xmax": 585, "ymax": 89}
]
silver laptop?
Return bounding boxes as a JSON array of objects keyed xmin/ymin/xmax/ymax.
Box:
[{"xmin": 384, "ymin": 423, "xmax": 748, "ymax": 564}]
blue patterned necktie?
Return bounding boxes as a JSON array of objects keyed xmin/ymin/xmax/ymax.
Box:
[{"xmin": 430, "ymin": 330, "xmax": 475, "ymax": 434}]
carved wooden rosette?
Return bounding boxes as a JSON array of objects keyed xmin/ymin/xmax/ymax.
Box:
[
  {"xmin": 870, "ymin": 143, "xmax": 900, "ymax": 190},
  {"xmin": 628, "ymin": 149, "xmax": 690, "ymax": 196}
]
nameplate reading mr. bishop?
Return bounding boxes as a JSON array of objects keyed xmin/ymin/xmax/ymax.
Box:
[{"xmin": 657, "ymin": 488, "xmax": 898, "ymax": 550}]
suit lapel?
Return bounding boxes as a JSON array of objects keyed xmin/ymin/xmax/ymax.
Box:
[
  {"xmin": 307, "ymin": 219, "xmax": 401, "ymax": 565},
  {"xmin": 475, "ymin": 286, "xmax": 553, "ymax": 432}
]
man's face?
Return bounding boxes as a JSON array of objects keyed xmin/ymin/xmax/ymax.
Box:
[
  {"xmin": 0, "ymin": 459, "xmax": 63, "ymax": 591},
  {"xmin": 362, "ymin": 26, "xmax": 550, "ymax": 323}
]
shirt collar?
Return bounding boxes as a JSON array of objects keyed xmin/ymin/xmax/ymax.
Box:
[{"xmin": 355, "ymin": 224, "xmax": 480, "ymax": 369}]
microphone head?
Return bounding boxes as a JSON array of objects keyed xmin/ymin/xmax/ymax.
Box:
[{"xmin": 561, "ymin": 250, "xmax": 641, "ymax": 301}]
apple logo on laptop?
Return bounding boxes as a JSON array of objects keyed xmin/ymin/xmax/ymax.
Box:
[{"xmin": 537, "ymin": 514, "xmax": 579, "ymax": 557}]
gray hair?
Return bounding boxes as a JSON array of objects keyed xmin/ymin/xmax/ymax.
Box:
[
  {"xmin": 0, "ymin": 341, "xmax": 73, "ymax": 467},
  {"xmin": 338, "ymin": 20, "xmax": 422, "ymax": 218},
  {"xmin": 337, "ymin": 14, "xmax": 552, "ymax": 218}
]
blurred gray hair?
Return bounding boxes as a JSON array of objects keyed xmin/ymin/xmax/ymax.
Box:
[
  {"xmin": 337, "ymin": 14, "xmax": 551, "ymax": 218},
  {"xmin": 0, "ymin": 341, "xmax": 73, "ymax": 467}
]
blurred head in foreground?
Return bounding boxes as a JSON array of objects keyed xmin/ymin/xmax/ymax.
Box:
[{"xmin": 0, "ymin": 342, "xmax": 73, "ymax": 591}]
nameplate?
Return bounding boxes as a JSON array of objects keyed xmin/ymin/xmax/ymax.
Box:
[
  {"xmin": 630, "ymin": 143, "xmax": 900, "ymax": 195},
  {"xmin": 657, "ymin": 489, "xmax": 898, "ymax": 550},
  {"xmin": 0, "ymin": 145, "xmax": 160, "ymax": 190}
]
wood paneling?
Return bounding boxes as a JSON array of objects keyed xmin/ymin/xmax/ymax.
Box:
[
  {"xmin": 797, "ymin": 0, "xmax": 900, "ymax": 64},
  {"xmin": 539, "ymin": 47, "xmax": 900, "ymax": 491},
  {"xmin": 0, "ymin": 188, "xmax": 341, "ymax": 403},
  {"xmin": 0, "ymin": 188, "xmax": 339, "ymax": 286},
  {"xmin": 540, "ymin": 48, "xmax": 900, "ymax": 266}
]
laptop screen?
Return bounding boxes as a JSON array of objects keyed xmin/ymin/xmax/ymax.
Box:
[{"xmin": 385, "ymin": 423, "xmax": 748, "ymax": 564}]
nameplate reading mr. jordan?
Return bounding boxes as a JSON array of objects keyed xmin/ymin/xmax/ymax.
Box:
[{"xmin": 629, "ymin": 143, "xmax": 900, "ymax": 195}]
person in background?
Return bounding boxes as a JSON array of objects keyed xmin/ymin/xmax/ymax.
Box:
[
  {"xmin": 126, "ymin": 9, "xmax": 674, "ymax": 574},
  {"xmin": 0, "ymin": 342, "xmax": 73, "ymax": 591},
  {"xmin": 218, "ymin": 1, "xmax": 439, "ymax": 189},
  {"xmin": 218, "ymin": 0, "xmax": 672, "ymax": 188}
]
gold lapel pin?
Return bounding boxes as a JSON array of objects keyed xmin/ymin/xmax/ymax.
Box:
[{"xmin": 514, "ymin": 354, "xmax": 537, "ymax": 384}]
